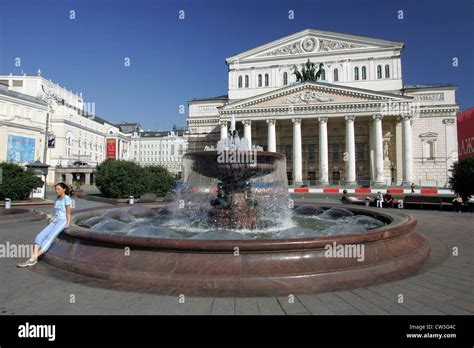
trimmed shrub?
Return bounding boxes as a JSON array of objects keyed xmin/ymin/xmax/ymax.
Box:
[
  {"xmin": 144, "ymin": 165, "xmax": 175, "ymax": 197},
  {"xmin": 94, "ymin": 159, "xmax": 175, "ymax": 198},
  {"xmin": 0, "ymin": 162, "xmax": 44, "ymax": 201}
]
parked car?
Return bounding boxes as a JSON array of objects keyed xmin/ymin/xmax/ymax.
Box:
[{"xmin": 73, "ymin": 161, "xmax": 88, "ymax": 166}]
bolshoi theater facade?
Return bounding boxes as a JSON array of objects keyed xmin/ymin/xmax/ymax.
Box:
[{"xmin": 187, "ymin": 29, "xmax": 459, "ymax": 187}]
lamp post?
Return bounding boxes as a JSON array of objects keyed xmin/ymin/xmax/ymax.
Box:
[{"xmin": 37, "ymin": 85, "xmax": 61, "ymax": 199}]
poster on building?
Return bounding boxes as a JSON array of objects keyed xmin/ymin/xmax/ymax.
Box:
[
  {"xmin": 7, "ymin": 135, "xmax": 35, "ymax": 163},
  {"xmin": 106, "ymin": 138, "xmax": 116, "ymax": 159},
  {"xmin": 457, "ymin": 108, "xmax": 474, "ymax": 160}
]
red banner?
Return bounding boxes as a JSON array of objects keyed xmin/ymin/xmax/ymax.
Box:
[
  {"xmin": 106, "ymin": 139, "xmax": 116, "ymax": 159},
  {"xmin": 457, "ymin": 108, "xmax": 474, "ymax": 160}
]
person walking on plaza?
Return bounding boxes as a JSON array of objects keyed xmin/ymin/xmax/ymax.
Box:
[
  {"xmin": 17, "ymin": 182, "xmax": 73, "ymax": 267},
  {"xmin": 410, "ymin": 183, "xmax": 415, "ymax": 194},
  {"xmin": 452, "ymin": 194, "xmax": 464, "ymax": 213},
  {"xmin": 376, "ymin": 191, "xmax": 383, "ymax": 208}
]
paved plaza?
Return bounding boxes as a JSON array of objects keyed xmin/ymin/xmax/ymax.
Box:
[{"xmin": 0, "ymin": 197, "xmax": 472, "ymax": 315}]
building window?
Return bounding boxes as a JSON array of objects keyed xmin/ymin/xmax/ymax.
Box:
[
  {"xmin": 238, "ymin": 76, "xmax": 242, "ymax": 88},
  {"xmin": 308, "ymin": 144, "xmax": 316, "ymax": 160},
  {"xmin": 285, "ymin": 145, "xmax": 292, "ymax": 160},
  {"xmin": 333, "ymin": 68, "xmax": 339, "ymax": 82},
  {"xmin": 321, "ymin": 69, "xmax": 326, "ymax": 81},
  {"xmin": 283, "ymin": 72, "xmax": 288, "ymax": 86},
  {"xmin": 245, "ymin": 75, "xmax": 249, "ymax": 88},
  {"xmin": 423, "ymin": 140, "xmax": 436, "ymax": 160},
  {"xmin": 265, "ymin": 74, "xmax": 269, "ymax": 87},
  {"xmin": 356, "ymin": 143, "xmax": 366, "ymax": 160},
  {"xmin": 354, "ymin": 67, "xmax": 359, "ymax": 81},
  {"xmin": 258, "ymin": 74, "xmax": 262, "ymax": 87},
  {"xmin": 332, "ymin": 143, "xmax": 339, "ymax": 162},
  {"xmin": 385, "ymin": 64, "xmax": 390, "ymax": 79},
  {"xmin": 361, "ymin": 66, "xmax": 367, "ymax": 80},
  {"xmin": 377, "ymin": 65, "xmax": 382, "ymax": 79}
]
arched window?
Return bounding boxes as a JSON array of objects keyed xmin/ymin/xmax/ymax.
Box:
[
  {"xmin": 283, "ymin": 72, "xmax": 288, "ymax": 85},
  {"xmin": 321, "ymin": 69, "xmax": 326, "ymax": 80},
  {"xmin": 377, "ymin": 65, "xmax": 382, "ymax": 79},
  {"xmin": 361, "ymin": 66, "xmax": 367, "ymax": 80},
  {"xmin": 245, "ymin": 75, "xmax": 249, "ymax": 88},
  {"xmin": 238, "ymin": 76, "xmax": 242, "ymax": 88},
  {"xmin": 385, "ymin": 65, "xmax": 390, "ymax": 79},
  {"xmin": 258, "ymin": 74, "xmax": 262, "ymax": 87},
  {"xmin": 265, "ymin": 73, "xmax": 269, "ymax": 87},
  {"xmin": 333, "ymin": 68, "xmax": 339, "ymax": 82},
  {"xmin": 170, "ymin": 144, "xmax": 175, "ymax": 156},
  {"xmin": 354, "ymin": 67, "xmax": 359, "ymax": 80}
]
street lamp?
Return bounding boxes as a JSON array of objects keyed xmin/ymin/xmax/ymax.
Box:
[{"xmin": 36, "ymin": 85, "xmax": 61, "ymax": 197}]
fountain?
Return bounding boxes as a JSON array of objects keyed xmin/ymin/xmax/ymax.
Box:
[
  {"xmin": 181, "ymin": 116, "xmax": 290, "ymax": 230},
  {"xmin": 43, "ymin": 117, "xmax": 430, "ymax": 296}
]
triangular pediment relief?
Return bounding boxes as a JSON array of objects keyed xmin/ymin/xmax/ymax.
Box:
[
  {"xmin": 254, "ymin": 37, "xmax": 371, "ymax": 58},
  {"xmin": 221, "ymin": 82, "xmax": 411, "ymax": 110},
  {"xmin": 227, "ymin": 29, "xmax": 403, "ymax": 62}
]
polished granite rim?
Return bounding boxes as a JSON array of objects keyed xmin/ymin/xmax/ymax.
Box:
[{"xmin": 43, "ymin": 203, "xmax": 430, "ymax": 296}]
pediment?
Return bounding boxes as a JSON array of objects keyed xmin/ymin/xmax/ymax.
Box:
[
  {"xmin": 227, "ymin": 29, "xmax": 403, "ymax": 62},
  {"xmin": 419, "ymin": 132, "xmax": 438, "ymax": 138},
  {"xmin": 221, "ymin": 82, "xmax": 410, "ymax": 110}
]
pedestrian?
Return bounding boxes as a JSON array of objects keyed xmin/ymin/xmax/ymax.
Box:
[
  {"xmin": 384, "ymin": 190, "xmax": 394, "ymax": 208},
  {"xmin": 410, "ymin": 183, "xmax": 415, "ymax": 194},
  {"xmin": 452, "ymin": 194, "xmax": 463, "ymax": 213},
  {"xmin": 17, "ymin": 182, "xmax": 73, "ymax": 267},
  {"xmin": 467, "ymin": 195, "xmax": 474, "ymax": 213},
  {"xmin": 376, "ymin": 191, "xmax": 383, "ymax": 208}
]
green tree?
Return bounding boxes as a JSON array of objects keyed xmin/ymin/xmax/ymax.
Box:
[
  {"xmin": 0, "ymin": 162, "xmax": 44, "ymax": 201},
  {"xmin": 449, "ymin": 158, "xmax": 474, "ymax": 199}
]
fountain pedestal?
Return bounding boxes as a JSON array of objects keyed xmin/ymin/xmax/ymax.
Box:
[{"xmin": 209, "ymin": 192, "xmax": 258, "ymax": 229}]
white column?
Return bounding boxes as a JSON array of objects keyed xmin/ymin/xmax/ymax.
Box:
[
  {"xmin": 345, "ymin": 115, "xmax": 356, "ymax": 185},
  {"xmin": 318, "ymin": 117, "xmax": 329, "ymax": 185},
  {"xmin": 292, "ymin": 118, "xmax": 303, "ymax": 185},
  {"xmin": 266, "ymin": 119, "xmax": 276, "ymax": 152},
  {"xmin": 242, "ymin": 120, "xmax": 252, "ymax": 149},
  {"xmin": 395, "ymin": 119, "xmax": 403, "ymax": 185},
  {"xmin": 402, "ymin": 115, "xmax": 413, "ymax": 186},
  {"xmin": 373, "ymin": 114, "xmax": 384, "ymax": 184},
  {"xmin": 220, "ymin": 121, "xmax": 228, "ymax": 140}
]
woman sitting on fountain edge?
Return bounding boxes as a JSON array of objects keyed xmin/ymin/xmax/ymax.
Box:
[{"xmin": 17, "ymin": 182, "xmax": 72, "ymax": 268}]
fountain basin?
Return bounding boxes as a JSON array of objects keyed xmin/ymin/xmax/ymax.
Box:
[{"xmin": 43, "ymin": 204, "xmax": 430, "ymax": 296}]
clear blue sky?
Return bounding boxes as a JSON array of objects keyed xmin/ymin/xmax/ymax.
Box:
[{"xmin": 1, "ymin": 0, "xmax": 472, "ymax": 130}]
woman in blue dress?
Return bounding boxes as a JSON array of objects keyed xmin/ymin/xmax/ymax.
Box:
[{"xmin": 17, "ymin": 182, "xmax": 72, "ymax": 267}]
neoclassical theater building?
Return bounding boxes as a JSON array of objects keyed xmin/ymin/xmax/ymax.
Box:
[{"xmin": 187, "ymin": 29, "xmax": 459, "ymax": 187}]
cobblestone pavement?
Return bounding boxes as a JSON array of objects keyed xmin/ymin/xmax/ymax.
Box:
[{"xmin": 0, "ymin": 198, "xmax": 472, "ymax": 315}]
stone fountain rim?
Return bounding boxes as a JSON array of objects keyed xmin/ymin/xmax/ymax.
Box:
[{"xmin": 64, "ymin": 204, "xmax": 416, "ymax": 252}]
